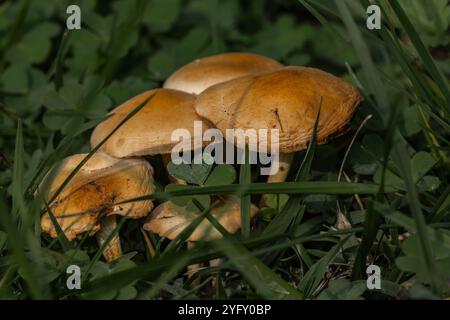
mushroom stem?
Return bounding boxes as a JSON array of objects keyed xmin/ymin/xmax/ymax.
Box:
[
  {"xmin": 186, "ymin": 241, "xmax": 202, "ymax": 288},
  {"xmin": 208, "ymin": 257, "xmax": 222, "ymax": 289},
  {"xmin": 96, "ymin": 215, "xmax": 123, "ymax": 262},
  {"xmin": 260, "ymin": 152, "xmax": 294, "ymax": 207},
  {"xmin": 162, "ymin": 154, "xmax": 187, "ymax": 185}
]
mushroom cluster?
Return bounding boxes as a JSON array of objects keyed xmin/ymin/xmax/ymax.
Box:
[{"xmin": 40, "ymin": 52, "xmax": 361, "ymax": 263}]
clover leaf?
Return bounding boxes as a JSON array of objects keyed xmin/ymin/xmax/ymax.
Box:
[{"xmin": 42, "ymin": 76, "xmax": 111, "ymax": 134}]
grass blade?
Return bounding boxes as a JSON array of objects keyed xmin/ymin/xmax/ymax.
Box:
[
  {"xmin": 239, "ymin": 145, "xmax": 251, "ymax": 238},
  {"xmin": 299, "ymin": 235, "xmax": 350, "ymax": 298},
  {"xmin": 390, "ymin": 134, "xmax": 438, "ymax": 290},
  {"xmin": 11, "ymin": 121, "xmax": 25, "ymax": 217},
  {"xmin": 388, "ymin": 0, "xmax": 450, "ymax": 105},
  {"xmin": 213, "ymin": 239, "xmax": 303, "ymax": 299},
  {"xmin": 336, "ymin": 0, "xmax": 388, "ymax": 116},
  {"xmin": 48, "ymin": 30, "xmax": 71, "ymax": 90},
  {"xmin": 121, "ymin": 181, "xmax": 394, "ymax": 205},
  {"xmin": 43, "ymin": 200, "xmax": 71, "ymax": 251},
  {"xmin": 430, "ymin": 185, "xmax": 450, "ymax": 222}
]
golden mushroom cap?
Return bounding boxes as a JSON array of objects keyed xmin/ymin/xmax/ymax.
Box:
[
  {"xmin": 40, "ymin": 152, "xmax": 155, "ymax": 240},
  {"xmin": 163, "ymin": 52, "xmax": 283, "ymax": 95},
  {"xmin": 143, "ymin": 197, "xmax": 259, "ymax": 241},
  {"xmin": 90, "ymin": 89, "xmax": 213, "ymax": 158},
  {"xmin": 194, "ymin": 66, "xmax": 361, "ymax": 153}
]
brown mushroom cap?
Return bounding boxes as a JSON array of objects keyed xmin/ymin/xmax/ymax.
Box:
[
  {"xmin": 90, "ymin": 89, "xmax": 213, "ymax": 158},
  {"xmin": 194, "ymin": 66, "xmax": 361, "ymax": 153},
  {"xmin": 163, "ymin": 52, "xmax": 283, "ymax": 95},
  {"xmin": 40, "ymin": 153, "xmax": 155, "ymax": 240},
  {"xmin": 143, "ymin": 197, "xmax": 259, "ymax": 241}
]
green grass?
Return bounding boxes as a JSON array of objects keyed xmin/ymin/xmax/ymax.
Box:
[{"xmin": 0, "ymin": 0, "xmax": 449, "ymax": 300}]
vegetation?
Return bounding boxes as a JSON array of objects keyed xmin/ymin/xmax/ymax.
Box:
[{"xmin": 0, "ymin": 0, "xmax": 449, "ymax": 300}]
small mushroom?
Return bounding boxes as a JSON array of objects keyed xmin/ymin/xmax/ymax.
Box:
[
  {"xmin": 143, "ymin": 197, "xmax": 259, "ymax": 280},
  {"xmin": 164, "ymin": 52, "xmax": 283, "ymax": 95},
  {"xmin": 40, "ymin": 152, "xmax": 155, "ymax": 262},
  {"xmin": 90, "ymin": 89, "xmax": 213, "ymax": 183},
  {"xmin": 194, "ymin": 66, "xmax": 361, "ymax": 206},
  {"xmin": 144, "ymin": 196, "xmax": 258, "ymax": 241}
]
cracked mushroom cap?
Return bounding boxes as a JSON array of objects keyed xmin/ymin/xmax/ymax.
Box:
[
  {"xmin": 143, "ymin": 197, "xmax": 259, "ymax": 241},
  {"xmin": 194, "ymin": 66, "xmax": 361, "ymax": 153},
  {"xmin": 40, "ymin": 152, "xmax": 155, "ymax": 240},
  {"xmin": 163, "ymin": 52, "xmax": 283, "ymax": 95},
  {"xmin": 90, "ymin": 89, "xmax": 213, "ymax": 158}
]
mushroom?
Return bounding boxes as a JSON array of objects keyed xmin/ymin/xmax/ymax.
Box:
[
  {"xmin": 144, "ymin": 197, "xmax": 258, "ymax": 241},
  {"xmin": 163, "ymin": 52, "xmax": 283, "ymax": 95},
  {"xmin": 40, "ymin": 152, "xmax": 155, "ymax": 262},
  {"xmin": 194, "ymin": 66, "xmax": 361, "ymax": 205},
  {"xmin": 143, "ymin": 196, "xmax": 259, "ymax": 279},
  {"xmin": 90, "ymin": 88, "xmax": 213, "ymax": 184}
]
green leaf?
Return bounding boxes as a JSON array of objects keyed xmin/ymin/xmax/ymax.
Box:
[
  {"xmin": 65, "ymin": 29, "xmax": 100, "ymax": 74},
  {"xmin": 19, "ymin": 249, "xmax": 60, "ymax": 283},
  {"xmin": 259, "ymin": 208, "xmax": 278, "ymax": 222},
  {"xmin": 143, "ymin": 0, "xmax": 181, "ymax": 32},
  {"xmin": 148, "ymin": 27, "xmax": 210, "ymax": 80},
  {"xmin": 147, "ymin": 49, "xmax": 176, "ymax": 80},
  {"xmin": 177, "ymin": 27, "xmax": 210, "ymax": 61},
  {"xmin": 318, "ymin": 279, "xmax": 366, "ymax": 300},
  {"xmin": 84, "ymin": 94, "xmax": 111, "ymax": 119},
  {"xmin": 165, "ymin": 184, "xmax": 193, "ymax": 207},
  {"xmin": 396, "ymin": 230, "xmax": 450, "ymax": 293},
  {"xmin": 373, "ymin": 151, "xmax": 437, "ymax": 190},
  {"xmin": 61, "ymin": 115, "xmax": 85, "ymax": 135},
  {"xmin": 101, "ymin": 1, "xmax": 143, "ymax": 82},
  {"xmin": 106, "ymin": 77, "xmax": 155, "ymax": 105},
  {"xmin": 42, "ymin": 112, "xmax": 69, "ymax": 131},
  {"xmin": 0, "ymin": 63, "xmax": 28, "ymax": 94},
  {"xmin": 116, "ymin": 285, "xmax": 138, "ymax": 300},
  {"xmin": 65, "ymin": 249, "xmax": 90, "ymax": 265},
  {"xmin": 373, "ymin": 165, "xmax": 405, "ymax": 190},
  {"xmin": 251, "ymin": 15, "xmax": 311, "ymax": 60},
  {"xmin": 59, "ymin": 81, "xmax": 83, "ymax": 108},
  {"xmin": 374, "ymin": 202, "xmax": 444, "ymax": 291},
  {"xmin": 6, "ymin": 22, "xmax": 60, "ymax": 64},
  {"xmin": 42, "ymin": 87, "xmax": 67, "ymax": 110},
  {"xmin": 349, "ymin": 134, "xmax": 384, "ymax": 170},
  {"xmin": 411, "ymin": 151, "xmax": 437, "ymax": 182},
  {"xmin": 399, "ymin": 105, "xmax": 424, "ymax": 137},
  {"xmin": 167, "ymin": 154, "xmax": 213, "ymax": 185},
  {"xmin": 204, "ymin": 164, "xmax": 236, "ymax": 186},
  {"xmin": 264, "ymin": 194, "xmax": 289, "ymax": 211},
  {"xmin": 187, "ymin": 0, "xmax": 239, "ymax": 32},
  {"xmin": 82, "ymin": 264, "xmax": 117, "ymax": 299}
]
